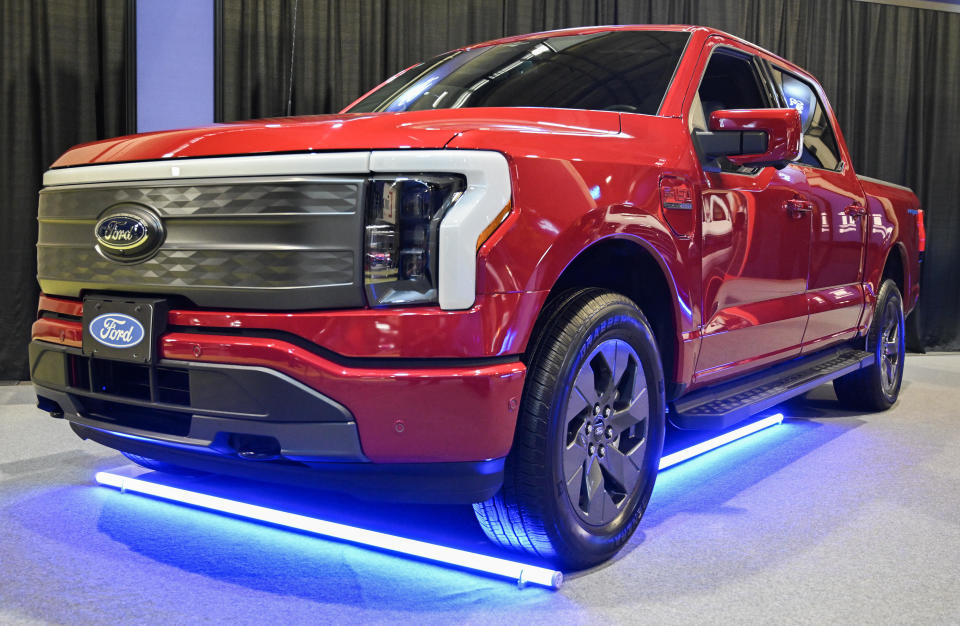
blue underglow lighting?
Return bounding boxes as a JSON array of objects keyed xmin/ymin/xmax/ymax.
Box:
[
  {"xmin": 94, "ymin": 471, "xmax": 563, "ymax": 590},
  {"xmin": 93, "ymin": 413, "xmax": 784, "ymax": 590},
  {"xmin": 659, "ymin": 413, "xmax": 784, "ymax": 470}
]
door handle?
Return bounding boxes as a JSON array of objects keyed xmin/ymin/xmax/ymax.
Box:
[
  {"xmin": 844, "ymin": 203, "xmax": 867, "ymax": 218},
  {"xmin": 783, "ymin": 198, "xmax": 813, "ymax": 219}
]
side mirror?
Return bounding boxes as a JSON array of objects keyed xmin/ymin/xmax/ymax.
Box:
[{"xmin": 696, "ymin": 108, "xmax": 802, "ymax": 169}]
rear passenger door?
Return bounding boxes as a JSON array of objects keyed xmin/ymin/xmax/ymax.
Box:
[
  {"xmin": 686, "ymin": 39, "xmax": 813, "ymax": 384},
  {"xmin": 767, "ymin": 65, "xmax": 867, "ymax": 351}
]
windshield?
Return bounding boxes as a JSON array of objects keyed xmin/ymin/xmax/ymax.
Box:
[{"xmin": 346, "ymin": 30, "xmax": 689, "ymax": 116}]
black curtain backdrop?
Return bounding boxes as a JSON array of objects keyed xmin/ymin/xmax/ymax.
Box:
[
  {"xmin": 0, "ymin": 0, "xmax": 131, "ymax": 379},
  {"xmin": 220, "ymin": 0, "xmax": 960, "ymax": 353}
]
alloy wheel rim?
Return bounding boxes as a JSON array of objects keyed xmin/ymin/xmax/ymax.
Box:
[
  {"xmin": 561, "ymin": 338, "xmax": 649, "ymax": 526},
  {"xmin": 880, "ymin": 299, "xmax": 903, "ymax": 393}
]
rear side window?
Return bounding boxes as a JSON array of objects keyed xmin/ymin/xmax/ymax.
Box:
[
  {"xmin": 769, "ymin": 67, "xmax": 843, "ymax": 171},
  {"xmin": 346, "ymin": 31, "xmax": 689, "ymax": 116}
]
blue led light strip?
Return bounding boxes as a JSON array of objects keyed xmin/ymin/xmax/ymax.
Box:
[
  {"xmin": 659, "ymin": 413, "xmax": 784, "ymax": 470},
  {"xmin": 95, "ymin": 413, "xmax": 783, "ymax": 589},
  {"xmin": 94, "ymin": 471, "xmax": 563, "ymax": 589}
]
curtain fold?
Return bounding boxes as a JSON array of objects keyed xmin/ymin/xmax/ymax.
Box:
[{"xmin": 0, "ymin": 0, "xmax": 131, "ymax": 379}]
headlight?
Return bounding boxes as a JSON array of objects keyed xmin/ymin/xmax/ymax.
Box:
[{"xmin": 364, "ymin": 175, "xmax": 466, "ymax": 306}]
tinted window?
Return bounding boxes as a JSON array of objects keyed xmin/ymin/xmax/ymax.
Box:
[
  {"xmin": 346, "ymin": 31, "xmax": 689, "ymax": 115},
  {"xmin": 691, "ymin": 51, "xmax": 773, "ymax": 173},
  {"xmin": 769, "ymin": 67, "xmax": 843, "ymax": 170},
  {"xmin": 697, "ymin": 52, "xmax": 768, "ymax": 115}
]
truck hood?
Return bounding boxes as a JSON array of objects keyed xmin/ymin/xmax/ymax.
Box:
[{"xmin": 50, "ymin": 108, "xmax": 622, "ymax": 168}]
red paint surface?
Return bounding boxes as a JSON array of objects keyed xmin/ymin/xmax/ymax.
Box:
[
  {"xmin": 37, "ymin": 294, "xmax": 82, "ymax": 318},
  {"xmin": 708, "ymin": 108, "xmax": 803, "ymax": 167},
  {"xmin": 37, "ymin": 292, "xmax": 545, "ymax": 359},
  {"xmin": 50, "ymin": 108, "xmax": 621, "ymax": 168},
  {"xmin": 161, "ymin": 333, "xmax": 525, "ymax": 463},
  {"xmin": 166, "ymin": 292, "xmax": 546, "ymax": 359},
  {"xmin": 32, "ymin": 317, "xmax": 82, "ymax": 348}
]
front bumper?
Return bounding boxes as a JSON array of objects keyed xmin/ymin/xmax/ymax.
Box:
[
  {"xmin": 30, "ymin": 298, "xmax": 527, "ymax": 503},
  {"xmin": 70, "ymin": 422, "xmax": 504, "ymax": 504},
  {"xmin": 71, "ymin": 420, "xmax": 507, "ymax": 504}
]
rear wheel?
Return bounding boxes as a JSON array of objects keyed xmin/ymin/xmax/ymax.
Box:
[
  {"xmin": 473, "ymin": 289, "xmax": 665, "ymax": 570},
  {"xmin": 834, "ymin": 279, "xmax": 905, "ymax": 411}
]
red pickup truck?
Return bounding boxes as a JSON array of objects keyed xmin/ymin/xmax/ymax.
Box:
[{"xmin": 30, "ymin": 25, "xmax": 923, "ymax": 568}]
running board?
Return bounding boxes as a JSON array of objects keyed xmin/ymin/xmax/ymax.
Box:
[{"xmin": 670, "ymin": 347, "xmax": 873, "ymax": 430}]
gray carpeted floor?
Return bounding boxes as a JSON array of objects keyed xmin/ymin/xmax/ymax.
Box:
[{"xmin": 1, "ymin": 354, "xmax": 958, "ymax": 624}]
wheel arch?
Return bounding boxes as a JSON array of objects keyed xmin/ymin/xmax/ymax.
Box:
[
  {"xmin": 881, "ymin": 241, "xmax": 908, "ymax": 298},
  {"xmin": 525, "ymin": 235, "xmax": 687, "ymax": 396},
  {"xmin": 863, "ymin": 241, "xmax": 909, "ymax": 338}
]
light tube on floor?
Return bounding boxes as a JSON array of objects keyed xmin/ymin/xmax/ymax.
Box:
[
  {"xmin": 94, "ymin": 471, "xmax": 563, "ymax": 590},
  {"xmin": 659, "ymin": 413, "xmax": 784, "ymax": 470}
]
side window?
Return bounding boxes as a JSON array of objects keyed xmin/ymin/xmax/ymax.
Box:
[
  {"xmin": 690, "ymin": 50, "xmax": 772, "ymax": 173},
  {"xmin": 769, "ymin": 67, "xmax": 843, "ymax": 171}
]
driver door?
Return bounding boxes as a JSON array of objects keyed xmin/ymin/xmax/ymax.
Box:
[{"xmin": 687, "ymin": 40, "xmax": 813, "ymax": 384}]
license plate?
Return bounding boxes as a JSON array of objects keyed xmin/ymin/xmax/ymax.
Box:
[{"xmin": 82, "ymin": 297, "xmax": 168, "ymax": 364}]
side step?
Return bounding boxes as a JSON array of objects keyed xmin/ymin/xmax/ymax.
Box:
[{"xmin": 670, "ymin": 347, "xmax": 873, "ymax": 430}]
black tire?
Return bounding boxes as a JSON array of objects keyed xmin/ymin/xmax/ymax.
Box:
[
  {"xmin": 121, "ymin": 451, "xmax": 208, "ymax": 476},
  {"xmin": 833, "ymin": 279, "xmax": 906, "ymax": 411},
  {"xmin": 473, "ymin": 289, "xmax": 665, "ymax": 570}
]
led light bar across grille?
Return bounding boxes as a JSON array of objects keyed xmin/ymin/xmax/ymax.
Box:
[
  {"xmin": 659, "ymin": 413, "xmax": 784, "ymax": 470},
  {"xmin": 94, "ymin": 471, "xmax": 563, "ymax": 590}
]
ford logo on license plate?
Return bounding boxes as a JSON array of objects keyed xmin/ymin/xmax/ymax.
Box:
[{"xmin": 89, "ymin": 313, "xmax": 146, "ymax": 349}]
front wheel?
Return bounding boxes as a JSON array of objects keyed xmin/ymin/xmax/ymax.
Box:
[
  {"xmin": 473, "ymin": 289, "xmax": 665, "ymax": 570},
  {"xmin": 834, "ymin": 279, "xmax": 906, "ymax": 411}
]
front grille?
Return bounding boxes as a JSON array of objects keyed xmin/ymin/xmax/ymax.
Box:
[
  {"xmin": 68, "ymin": 354, "xmax": 191, "ymax": 406},
  {"xmin": 39, "ymin": 180, "xmax": 361, "ymax": 217},
  {"xmin": 39, "ymin": 248, "xmax": 353, "ymax": 289},
  {"xmin": 37, "ymin": 176, "xmax": 366, "ymax": 310}
]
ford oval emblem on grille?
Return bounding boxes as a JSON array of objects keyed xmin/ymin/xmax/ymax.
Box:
[
  {"xmin": 95, "ymin": 215, "xmax": 147, "ymax": 250},
  {"xmin": 93, "ymin": 203, "xmax": 165, "ymax": 262},
  {"xmin": 89, "ymin": 313, "xmax": 145, "ymax": 348}
]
